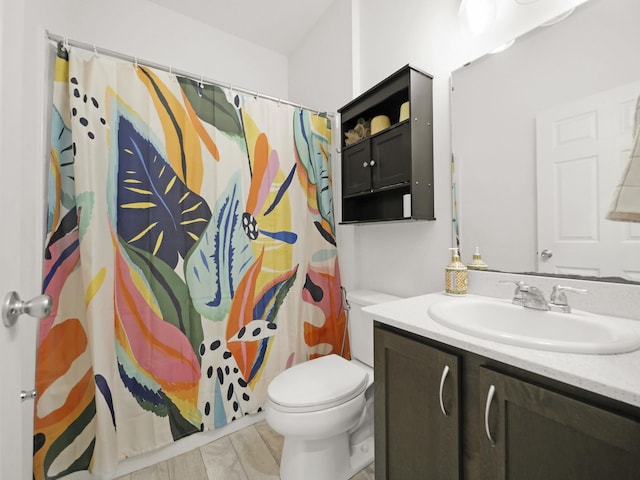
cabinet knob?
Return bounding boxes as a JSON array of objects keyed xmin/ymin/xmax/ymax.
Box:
[
  {"xmin": 362, "ymin": 161, "xmax": 369, "ymax": 167},
  {"xmin": 370, "ymin": 160, "xmax": 376, "ymax": 167}
]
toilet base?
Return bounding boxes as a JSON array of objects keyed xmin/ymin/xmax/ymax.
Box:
[{"xmin": 280, "ymin": 430, "xmax": 373, "ymax": 480}]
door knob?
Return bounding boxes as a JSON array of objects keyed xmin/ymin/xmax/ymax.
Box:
[
  {"xmin": 2, "ymin": 291, "xmax": 53, "ymax": 328},
  {"xmin": 540, "ymin": 249, "xmax": 553, "ymax": 259}
]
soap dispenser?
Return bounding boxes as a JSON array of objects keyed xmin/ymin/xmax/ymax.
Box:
[
  {"xmin": 467, "ymin": 246, "xmax": 488, "ymax": 271},
  {"xmin": 445, "ymin": 247, "xmax": 468, "ymax": 296}
]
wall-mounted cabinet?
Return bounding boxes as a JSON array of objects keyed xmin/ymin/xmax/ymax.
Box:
[{"xmin": 338, "ymin": 65, "xmax": 434, "ymax": 223}]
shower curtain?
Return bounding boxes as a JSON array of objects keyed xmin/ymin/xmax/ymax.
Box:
[{"xmin": 34, "ymin": 42, "xmax": 347, "ymax": 479}]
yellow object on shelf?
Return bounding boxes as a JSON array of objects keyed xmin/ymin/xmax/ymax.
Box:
[
  {"xmin": 399, "ymin": 101, "xmax": 410, "ymax": 122},
  {"xmin": 371, "ymin": 115, "xmax": 390, "ymax": 134}
]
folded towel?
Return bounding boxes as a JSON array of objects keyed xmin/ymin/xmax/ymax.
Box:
[{"xmin": 606, "ymin": 93, "xmax": 640, "ymax": 223}]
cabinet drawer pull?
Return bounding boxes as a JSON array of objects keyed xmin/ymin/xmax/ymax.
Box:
[
  {"xmin": 484, "ymin": 384, "xmax": 496, "ymax": 445},
  {"xmin": 439, "ymin": 365, "xmax": 450, "ymax": 417}
]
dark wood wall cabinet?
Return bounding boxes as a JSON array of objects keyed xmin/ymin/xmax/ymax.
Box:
[
  {"xmin": 338, "ymin": 65, "xmax": 434, "ymax": 223},
  {"xmin": 374, "ymin": 324, "xmax": 640, "ymax": 480}
]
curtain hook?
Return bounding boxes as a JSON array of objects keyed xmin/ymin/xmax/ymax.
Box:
[
  {"xmin": 93, "ymin": 45, "xmax": 98, "ymax": 58},
  {"xmin": 63, "ymin": 36, "xmax": 70, "ymax": 51},
  {"xmin": 133, "ymin": 57, "xmax": 139, "ymax": 70},
  {"xmin": 254, "ymin": 91, "xmax": 259, "ymax": 101},
  {"xmin": 277, "ymin": 98, "xmax": 281, "ymax": 107},
  {"xmin": 198, "ymin": 75, "xmax": 204, "ymax": 97}
]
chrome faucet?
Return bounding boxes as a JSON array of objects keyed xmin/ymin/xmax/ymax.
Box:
[
  {"xmin": 499, "ymin": 280, "xmax": 525, "ymax": 306},
  {"xmin": 519, "ymin": 285, "xmax": 550, "ymax": 311},
  {"xmin": 548, "ymin": 285, "xmax": 588, "ymax": 313}
]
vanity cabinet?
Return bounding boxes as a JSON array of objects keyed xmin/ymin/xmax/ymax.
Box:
[
  {"xmin": 374, "ymin": 324, "xmax": 640, "ymax": 480},
  {"xmin": 338, "ymin": 65, "xmax": 434, "ymax": 223},
  {"xmin": 479, "ymin": 367, "xmax": 640, "ymax": 479},
  {"xmin": 374, "ymin": 326, "xmax": 460, "ymax": 479}
]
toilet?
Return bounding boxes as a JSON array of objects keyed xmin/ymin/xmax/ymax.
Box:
[{"xmin": 265, "ymin": 290, "xmax": 402, "ymax": 480}]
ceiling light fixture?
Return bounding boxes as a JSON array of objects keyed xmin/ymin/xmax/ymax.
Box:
[{"xmin": 459, "ymin": 0, "xmax": 498, "ymax": 35}]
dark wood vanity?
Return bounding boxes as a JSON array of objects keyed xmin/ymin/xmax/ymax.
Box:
[{"xmin": 374, "ymin": 323, "xmax": 640, "ymax": 479}]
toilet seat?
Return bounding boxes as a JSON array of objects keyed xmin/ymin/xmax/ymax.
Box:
[{"xmin": 267, "ymin": 354, "xmax": 368, "ymax": 413}]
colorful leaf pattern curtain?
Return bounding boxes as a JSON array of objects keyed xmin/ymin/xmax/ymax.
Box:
[{"xmin": 34, "ymin": 43, "xmax": 347, "ymax": 479}]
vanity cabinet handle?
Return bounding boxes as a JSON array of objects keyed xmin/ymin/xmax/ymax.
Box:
[
  {"xmin": 439, "ymin": 365, "xmax": 450, "ymax": 417},
  {"xmin": 484, "ymin": 384, "xmax": 496, "ymax": 445}
]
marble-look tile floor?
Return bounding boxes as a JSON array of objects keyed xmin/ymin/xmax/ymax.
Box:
[{"xmin": 115, "ymin": 421, "xmax": 375, "ymax": 480}]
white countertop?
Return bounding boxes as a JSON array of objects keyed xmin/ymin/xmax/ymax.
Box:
[{"xmin": 364, "ymin": 292, "xmax": 640, "ymax": 409}]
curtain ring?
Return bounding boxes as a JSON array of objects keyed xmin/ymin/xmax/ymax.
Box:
[
  {"xmin": 198, "ymin": 75, "xmax": 204, "ymax": 97},
  {"xmin": 63, "ymin": 36, "xmax": 70, "ymax": 51},
  {"xmin": 133, "ymin": 57, "xmax": 139, "ymax": 70},
  {"xmin": 93, "ymin": 45, "xmax": 98, "ymax": 58}
]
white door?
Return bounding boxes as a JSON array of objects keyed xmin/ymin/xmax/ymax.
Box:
[
  {"xmin": 536, "ymin": 81, "xmax": 640, "ymax": 280},
  {"xmin": 1, "ymin": 1, "xmax": 45, "ymax": 478}
]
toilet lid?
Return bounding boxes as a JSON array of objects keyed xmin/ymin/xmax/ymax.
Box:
[{"xmin": 268, "ymin": 354, "xmax": 368, "ymax": 412}]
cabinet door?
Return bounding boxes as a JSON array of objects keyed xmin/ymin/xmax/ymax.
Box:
[
  {"xmin": 371, "ymin": 122, "xmax": 411, "ymax": 190},
  {"xmin": 374, "ymin": 327, "xmax": 460, "ymax": 480},
  {"xmin": 479, "ymin": 367, "xmax": 640, "ymax": 479},
  {"xmin": 342, "ymin": 141, "xmax": 372, "ymax": 196}
]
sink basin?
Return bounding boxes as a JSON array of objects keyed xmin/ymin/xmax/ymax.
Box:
[{"xmin": 428, "ymin": 297, "xmax": 640, "ymax": 354}]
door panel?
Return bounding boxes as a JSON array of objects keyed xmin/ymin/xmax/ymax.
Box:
[
  {"xmin": 479, "ymin": 367, "xmax": 640, "ymax": 479},
  {"xmin": 536, "ymin": 81, "xmax": 640, "ymax": 279},
  {"xmin": 371, "ymin": 123, "xmax": 411, "ymax": 190},
  {"xmin": 342, "ymin": 141, "xmax": 372, "ymax": 196},
  {"xmin": 1, "ymin": 2, "xmax": 46, "ymax": 477},
  {"xmin": 374, "ymin": 327, "xmax": 460, "ymax": 480}
]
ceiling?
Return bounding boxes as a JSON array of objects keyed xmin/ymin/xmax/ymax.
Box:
[{"xmin": 146, "ymin": 0, "xmax": 338, "ymax": 55}]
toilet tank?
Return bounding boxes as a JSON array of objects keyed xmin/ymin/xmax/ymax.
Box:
[{"xmin": 347, "ymin": 290, "xmax": 403, "ymax": 367}]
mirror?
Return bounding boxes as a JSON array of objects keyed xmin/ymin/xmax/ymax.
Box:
[{"xmin": 451, "ymin": 0, "xmax": 640, "ymax": 283}]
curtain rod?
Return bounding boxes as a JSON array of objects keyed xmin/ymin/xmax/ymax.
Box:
[{"xmin": 45, "ymin": 31, "xmax": 336, "ymax": 118}]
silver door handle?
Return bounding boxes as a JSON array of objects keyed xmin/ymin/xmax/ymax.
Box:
[
  {"xmin": 20, "ymin": 390, "xmax": 38, "ymax": 401},
  {"xmin": 484, "ymin": 384, "xmax": 496, "ymax": 445},
  {"xmin": 439, "ymin": 365, "xmax": 450, "ymax": 417},
  {"xmin": 2, "ymin": 291, "xmax": 53, "ymax": 328}
]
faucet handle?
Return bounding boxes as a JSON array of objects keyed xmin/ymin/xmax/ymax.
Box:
[
  {"xmin": 499, "ymin": 280, "xmax": 525, "ymax": 305},
  {"xmin": 549, "ymin": 285, "xmax": 587, "ymax": 313}
]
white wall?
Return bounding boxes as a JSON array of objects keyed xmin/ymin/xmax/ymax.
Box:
[
  {"xmin": 35, "ymin": 0, "xmax": 289, "ymax": 97},
  {"xmin": 347, "ymin": 0, "xmax": 589, "ymax": 296}
]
